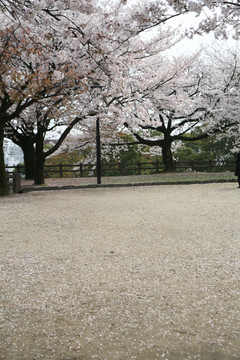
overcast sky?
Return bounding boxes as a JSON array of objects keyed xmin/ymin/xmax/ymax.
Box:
[{"xmin": 156, "ymin": 11, "xmax": 239, "ymax": 57}]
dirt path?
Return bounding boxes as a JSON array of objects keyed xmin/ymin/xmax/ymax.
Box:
[{"xmin": 0, "ymin": 183, "xmax": 240, "ymax": 360}]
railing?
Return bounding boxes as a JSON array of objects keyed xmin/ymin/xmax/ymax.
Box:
[{"xmin": 6, "ymin": 159, "xmax": 235, "ymax": 179}]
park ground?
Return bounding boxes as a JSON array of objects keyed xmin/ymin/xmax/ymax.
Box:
[{"xmin": 0, "ymin": 183, "xmax": 240, "ymax": 360}]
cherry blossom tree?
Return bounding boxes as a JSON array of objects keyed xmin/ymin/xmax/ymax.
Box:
[
  {"xmin": 5, "ymin": 96, "xmax": 88, "ymax": 184},
  {"xmin": 108, "ymin": 53, "xmax": 205, "ymax": 171},
  {"xmin": 168, "ymin": 0, "xmax": 240, "ymax": 39},
  {"xmin": 202, "ymin": 45, "xmax": 240, "ymax": 150},
  {"xmin": 2, "ymin": 0, "xmax": 238, "ymax": 40},
  {"xmin": 0, "ymin": 0, "xmax": 186, "ymax": 194},
  {"xmin": 108, "ymin": 45, "xmax": 240, "ymax": 171},
  {"xmin": 0, "ymin": 25, "xmax": 85, "ymax": 195}
]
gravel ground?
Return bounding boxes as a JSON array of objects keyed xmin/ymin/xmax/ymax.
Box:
[{"xmin": 0, "ymin": 183, "xmax": 240, "ymax": 360}]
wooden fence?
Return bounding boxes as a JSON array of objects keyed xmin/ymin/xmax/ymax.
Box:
[{"xmin": 6, "ymin": 159, "xmax": 235, "ymax": 179}]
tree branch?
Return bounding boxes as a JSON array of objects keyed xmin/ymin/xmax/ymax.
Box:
[{"xmin": 44, "ymin": 116, "xmax": 83, "ymax": 158}]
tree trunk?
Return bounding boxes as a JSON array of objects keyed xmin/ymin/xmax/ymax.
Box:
[
  {"xmin": 34, "ymin": 126, "xmax": 45, "ymax": 185},
  {"xmin": 0, "ymin": 124, "xmax": 9, "ymax": 196},
  {"xmin": 162, "ymin": 138, "xmax": 176, "ymax": 172},
  {"xmin": 22, "ymin": 140, "xmax": 36, "ymax": 179}
]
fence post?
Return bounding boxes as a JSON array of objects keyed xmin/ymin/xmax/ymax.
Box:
[
  {"xmin": 138, "ymin": 162, "xmax": 141, "ymax": 175},
  {"xmin": 191, "ymin": 160, "xmax": 195, "ymax": 172},
  {"xmin": 208, "ymin": 159, "xmax": 213, "ymax": 172},
  {"xmin": 59, "ymin": 163, "xmax": 63, "ymax": 178},
  {"xmin": 118, "ymin": 162, "xmax": 122, "ymax": 176},
  {"xmin": 225, "ymin": 159, "xmax": 229, "ymax": 171},
  {"xmin": 13, "ymin": 173, "xmax": 21, "ymax": 193},
  {"xmin": 173, "ymin": 160, "xmax": 177, "ymax": 171},
  {"xmin": 79, "ymin": 163, "xmax": 83, "ymax": 177}
]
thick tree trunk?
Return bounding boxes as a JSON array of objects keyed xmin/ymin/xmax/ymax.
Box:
[
  {"xmin": 0, "ymin": 124, "xmax": 9, "ymax": 196},
  {"xmin": 22, "ymin": 140, "xmax": 36, "ymax": 180},
  {"xmin": 35, "ymin": 156, "xmax": 45, "ymax": 185},
  {"xmin": 34, "ymin": 126, "xmax": 45, "ymax": 185},
  {"xmin": 162, "ymin": 138, "xmax": 176, "ymax": 172}
]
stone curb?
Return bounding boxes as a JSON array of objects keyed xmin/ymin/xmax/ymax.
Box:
[{"xmin": 20, "ymin": 178, "xmax": 237, "ymax": 193}]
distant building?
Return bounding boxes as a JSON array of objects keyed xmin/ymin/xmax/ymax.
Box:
[
  {"xmin": 4, "ymin": 139, "xmax": 24, "ymax": 168},
  {"xmin": 4, "ymin": 138, "xmax": 58, "ymax": 169}
]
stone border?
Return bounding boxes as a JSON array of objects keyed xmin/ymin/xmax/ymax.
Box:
[{"xmin": 20, "ymin": 178, "xmax": 237, "ymax": 193}]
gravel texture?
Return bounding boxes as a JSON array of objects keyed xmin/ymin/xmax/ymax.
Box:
[{"xmin": 0, "ymin": 183, "xmax": 240, "ymax": 360}]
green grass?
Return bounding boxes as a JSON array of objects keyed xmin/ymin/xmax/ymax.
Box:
[{"xmin": 101, "ymin": 171, "xmax": 236, "ymax": 185}]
